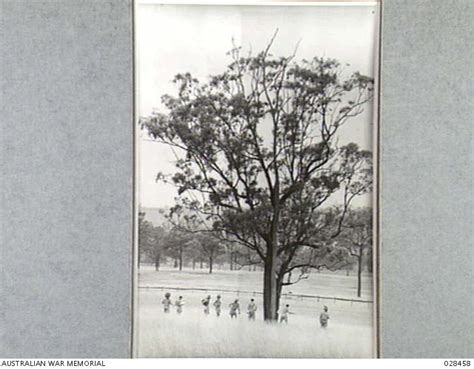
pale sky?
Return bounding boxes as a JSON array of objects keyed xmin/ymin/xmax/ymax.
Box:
[{"xmin": 137, "ymin": 3, "xmax": 378, "ymax": 209}]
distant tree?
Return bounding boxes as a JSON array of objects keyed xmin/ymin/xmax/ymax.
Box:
[
  {"xmin": 141, "ymin": 34, "xmax": 373, "ymax": 320},
  {"xmin": 338, "ymin": 207, "xmax": 373, "ymax": 297},
  {"xmin": 232, "ymin": 244, "xmax": 262, "ymax": 271},
  {"xmin": 148, "ymin": 225, "xmax": 166, "ymax": 271},
  {"xmin": 163, "ymin": 227, "xmax": 190, "ymax": 271},
  {"xmin": 138, "ymin": 212, "xmax": 166, "ymax": 270},
  {"xmin": 184, "ymin": 239, "xmax": 203, "ymax": 270},
  {"xmin": 196, "ymin": 235, "xmax": 225, "ymax": 274},
  {"xmin": 138, "ymin": 212, "xmax": 153, "ymax": 268},
  {"xmin": 225, "ymin": 242, "xmax": 237, "ymax": 270}
]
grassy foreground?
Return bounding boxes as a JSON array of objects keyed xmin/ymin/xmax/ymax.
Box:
[{"xmin": 137, "ymin": 267, "xmax": 375, "ymax": 358}]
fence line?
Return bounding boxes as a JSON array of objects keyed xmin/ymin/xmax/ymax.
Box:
[{"xmin": 139, "ymin": 285, "xmax": 373, "ymax": 304}]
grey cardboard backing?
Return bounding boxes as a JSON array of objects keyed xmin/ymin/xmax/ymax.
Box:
[
  {"xmin": 0, "ymin": 0, "xmax": 472, "ymax": 359},
  {"xmin": 380, "ymin": 0, "xmax": 473, "ymax": 358},
  {"xmin": 0, "ymin": 0, "xmax": 133, "ymax": 358}
]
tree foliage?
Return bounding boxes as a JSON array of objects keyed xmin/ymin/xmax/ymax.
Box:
[{"xmin": 141, "ymin": 35, "xmax": 374, "ymax": 319}]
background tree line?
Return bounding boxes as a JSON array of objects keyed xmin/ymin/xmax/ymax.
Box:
[{"xmin": 139, "ymin": 206, "xmax": 372, "ymax": 298}]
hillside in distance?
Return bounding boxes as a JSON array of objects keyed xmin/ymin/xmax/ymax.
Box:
[{"xmin": 139, "ymin": 206, "xmax": 169, "ymax": 226}]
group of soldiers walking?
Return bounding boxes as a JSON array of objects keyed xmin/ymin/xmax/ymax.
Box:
[
  {"xmin": 161, "ymin": 292, "xmax": 331, "ymax": 327},
  {"xmin": 200, "ymin": 295, "xmax": 256, "ymax": 319}
]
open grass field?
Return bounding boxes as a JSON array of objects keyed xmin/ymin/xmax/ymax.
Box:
[{"xmin": 136, "ymin": 266, "xmax": 375, "ymax": 358}]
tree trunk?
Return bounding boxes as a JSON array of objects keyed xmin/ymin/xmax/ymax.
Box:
[
  {"xmin": 192, "ymin": 258, "xmax": 196, "ymax": 270},
  {"xmin": 357, "ymin": 253, "xmax": 362, "ymax": 297},
  {"xmin": 276, "ymin": 278, "xmax": 283, "ymax": 314},
  {"xmin": 263, "ymin": 237, "xmax": 279, "ymax": 321},
  {"xmin": 229, "ymin": 252, "xmax": 233, "ymax": 271},
  {"xmin": 179, "ymin": 247, "xmax": 183, "ymax": 271},
  {"xmin": 154, "ymin": 253, "xmax": 160, "ymax": 271},
  {"xmin": 209, "ymin": 255, "xmax": 213, "ymax": 274},
  {"xmin": 174, "ymin": 257, "xmax": 178, "ymax": 268},
  {"xmin": 263, "ymin": 262, "xmax": 278, "ymax": 321},
  {"xmin": 262, "ymin": 191, "xmax": 281, "ymax": 322},
  {"xmin": 200, "ymin": 259, "xmax": 203, "ymax": 269}
]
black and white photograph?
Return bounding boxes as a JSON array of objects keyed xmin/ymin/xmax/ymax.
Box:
[{"xmin": 136, "ymin": 1, "xmax": 379, "ymax": 358}]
